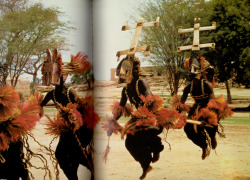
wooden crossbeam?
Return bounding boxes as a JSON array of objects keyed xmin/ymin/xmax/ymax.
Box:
[
  {"xmin": 116, "ymin": 45, "xmax": 152, "ymax": 61},
  {"xmin": 178, "ymin": 43, "xmax": 215, "ymax": 52},
  {"xmin": 117, "ymin": 17, "xmax": 159, "ymax": 61},
  {"xmin": 178, "ymin": 23, "xmax": 216, "ymax": 34},
  {"xmin": 122, "ymin": 17, "xmax": 160, "ymax": 31},
  {"xmin": 177, "ymin": 18, "xmax": 216, "ymax": 52}
]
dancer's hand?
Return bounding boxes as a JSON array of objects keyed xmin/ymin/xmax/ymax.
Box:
[
  {"xmin": 39, "ymin": 108, "xmax": 44, "ymax": 117},
  {"xmin": 200, "ymin": 121, "xmax": 207, "ymax": 127},
  {"xmin": 107, "ymin": 129, "xmax": 113, "ymax": 136}
]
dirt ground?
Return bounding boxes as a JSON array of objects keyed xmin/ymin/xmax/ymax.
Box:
[
  {"xmin": 93, "ymin": 81, "xmax": 250, "ymax": 180},
  {"xmin": 25, "ymin": 119, "xmax": 91, "ymax": 180},
  {"xmin": 94, "ymin": 124, "xmax": 250, "ymax": 180},
  {"xmin": 27, "ymin": 81, "xmax": 250, "ymax": 180}
]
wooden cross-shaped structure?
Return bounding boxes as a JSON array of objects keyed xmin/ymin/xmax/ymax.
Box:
[
  {"xmin": 116, "ymin": 17, "xmax": 160, "ymax": 61},
  {"xmin": 177, "ymin": 18, "xmax": 216, "ymax": 52}
]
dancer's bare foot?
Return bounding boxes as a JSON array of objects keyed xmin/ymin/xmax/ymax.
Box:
[
  {"xmin": 140, "ymin": 166, "xmax": 152, "ymax": 179},
  {"xmin": 202, "ymin": 146, "xmax": 210, "ymax": 160},
  {"xmin": 211, "ymin": 137, "xmax": 217, "ymax": 149}
]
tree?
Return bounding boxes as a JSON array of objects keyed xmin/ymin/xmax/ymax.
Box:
[
  {"xmin": 70, "ymin": 69, "xmax": 95, "ymax": 90},
  {"xmin": 239, "ymin": 47, "xmax": 250, "ymax": 88},
  {"xmin": 205, "ymin": 0, "xmax": 249, "ymax": 102},
  {"xmin": 134, "ymin": 0, "xmax": 213, "ymax": 95},
  {"xmin": 0, "ymin": 0, "xmax": 73, "ymax": 93},
  {"xmin": 0, "ymin": 62, "xmax": 8, "ymax": 86},
  {"xmin": 0, "ymin": 0, "xmax": 27, "ymax": 12}
]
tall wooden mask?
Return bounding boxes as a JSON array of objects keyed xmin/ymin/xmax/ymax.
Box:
[{"xmin": 41, "ymin": 49, "xmax": 63, "ymax": 86}]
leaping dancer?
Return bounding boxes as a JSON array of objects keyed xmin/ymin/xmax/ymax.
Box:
[
  {"xmin": 102, "ymin": 17, "xmax": 182, "ymax": 179},
  {"xmin": 172, "ymin": 18, "xmax": 233, "ymax": 160}
]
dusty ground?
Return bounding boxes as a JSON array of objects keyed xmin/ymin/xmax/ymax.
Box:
[
  {"xmin": 26, "ymin": 118, "xmax": 91, "ymax": 180},
  {"xmin": 27, "ymin": 80, "xmax": 250, "ymax": 180},
  {"xmin": 93, "ymin": 80, "xmax": 250, "ymax": 180},
  {"xmin": 94, "ymin": 124, "xmax": 250, "ymax": 180}
]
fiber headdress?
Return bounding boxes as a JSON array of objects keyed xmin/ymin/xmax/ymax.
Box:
[
  {"xmin": 41, "ymin": 49, "xmax": 91, "ymax": 86},
  {"xmin": 178, "ymin": 18, "xmax": 216, "ymax": 83},
  {"xmin": 0, "ymin": 85, "xmax": 43, "ymax": 151}
]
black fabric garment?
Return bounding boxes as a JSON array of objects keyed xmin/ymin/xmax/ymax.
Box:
[
  {"xmin": 182, "ymin": 79, "xmax": 218, "ymax": 151},
  {"xmin": 118, "ymin": 78, "xmax": 164, "ymax": 174},
  {"xmin": 184, "ymin": 123, "xmax": 217, "ymax": 149},
  {"xmin": 0, "ymin": 140, "xmax": 29, "ymax": 180},
  {"xmin": 55, "ymin": 125, "xmax": 93, "ymax": 180},
  {"xmin": 40, "ymin": 83, "xmax": 93, "ymax": 180},
  {"xmin": 125, "ymin": 127, "xmax": 164, "ymax": 170}
]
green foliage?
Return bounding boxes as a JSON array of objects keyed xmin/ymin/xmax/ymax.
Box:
[
  {"xmin": 0, "ymin": 0, "xmax": 74, "ymax": 87},
  {"xmin": 222, "ymin": 117, "xmax": 250, "ymax": 125},
  {"xmin": 133, "ymin": 0, "xmax": 249, "ymax": 91},
  {"xmin": 133, "ymin": 0, "xmax": 214, "ymax": 94},
  {"xmin": 239, "ymin": 47, "xmax": 250, "ymax": 87},
  {"xmin": 205, "ymin": 0, "xmax": 249, "ymax": 87},
  {"xmin": 70, "ymin": 74, "xmax": 85, "ymax": 84},
  {"xmin": 70, "ymin": 70, "xmax": 95, "ymax": 89}
]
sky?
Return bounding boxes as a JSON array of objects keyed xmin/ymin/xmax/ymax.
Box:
[
  {"xmin": 93, "ymin": 0, "xmax": 146, "ymax": 80},
  {"xmin": 29, "ymin": 0, "xmax": 150, "ymax": 81},
  {"xmin": 33, "ymin": 0, "xmax": 92, "ymax": 62}
]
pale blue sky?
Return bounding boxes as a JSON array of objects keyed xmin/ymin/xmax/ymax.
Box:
[
  {"xmin": 34, "ymin": 0, "xmax": 92, "ymax": 62},
  {"xmin": 29, "ymin": 0, "xmax": 150, "ymax": 81},
  {"xmin": 93, "ymin": 0, "xmax": 144, "ymax": 80}
]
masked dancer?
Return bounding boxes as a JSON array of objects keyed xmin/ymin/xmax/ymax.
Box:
[
  {"xmin": 103, "ymin": 55, "xmax": 181, "ymax": 179},
  {"xmin": 172, "ymin": 51, "xmax": 233, "ymax": 160},
  {"xmin": 40, "ymin": 49, "xmax": 99, "ymax": 180}
]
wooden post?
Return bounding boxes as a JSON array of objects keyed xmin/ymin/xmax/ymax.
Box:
[
  {"xmin": 186, "ymin": 119, "xmax": 213, "ymax": 127},
  {"xmin": 177, "ymin": 18, "xmax": 216, "ymax": 52}
]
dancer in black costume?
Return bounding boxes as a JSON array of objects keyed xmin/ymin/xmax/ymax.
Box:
[
  {"xmin": 104, "ymin": 56, "xmax": 179, "ymax": 179},
  {"xmin": 178, "ymin": 51, "xmax": 233, "ymax": 160},
  {"xmin": 0, "ymin": 65, "xmax": 42, "ymax": 180},
  {"xmin": 40, "ymin": 49, "xmax": 98, "ymax": 180}
]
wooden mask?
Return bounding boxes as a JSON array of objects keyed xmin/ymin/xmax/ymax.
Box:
[{"xmin": 41, "ymin": 49, "xmax": 62, "ymax": 86}]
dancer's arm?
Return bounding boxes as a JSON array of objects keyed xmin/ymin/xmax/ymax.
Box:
[
  {"xmin": 106, "ymin": 88, "xmax": 127, "ymax": 136},
  {"xmin": 139, "ymin": 79, "xmax": 152, "ymax": 97},
  {"xmin": 68, "ymin": 88, "xmax": 78, "ymax": 103},
  {"xmin": 40, "ymin": 91, "xmax": 53, "ymax": 107},
  {"xmin": 116, "ymin": 87, "xmax": 128, "ymax": 120},
  {"xmin": 205, "ymin": 81, "xmax": 215, "ymax": 99},
  {"xmin": 180, "ymin": 83, "xmax": 191, "ymax": 104}
]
